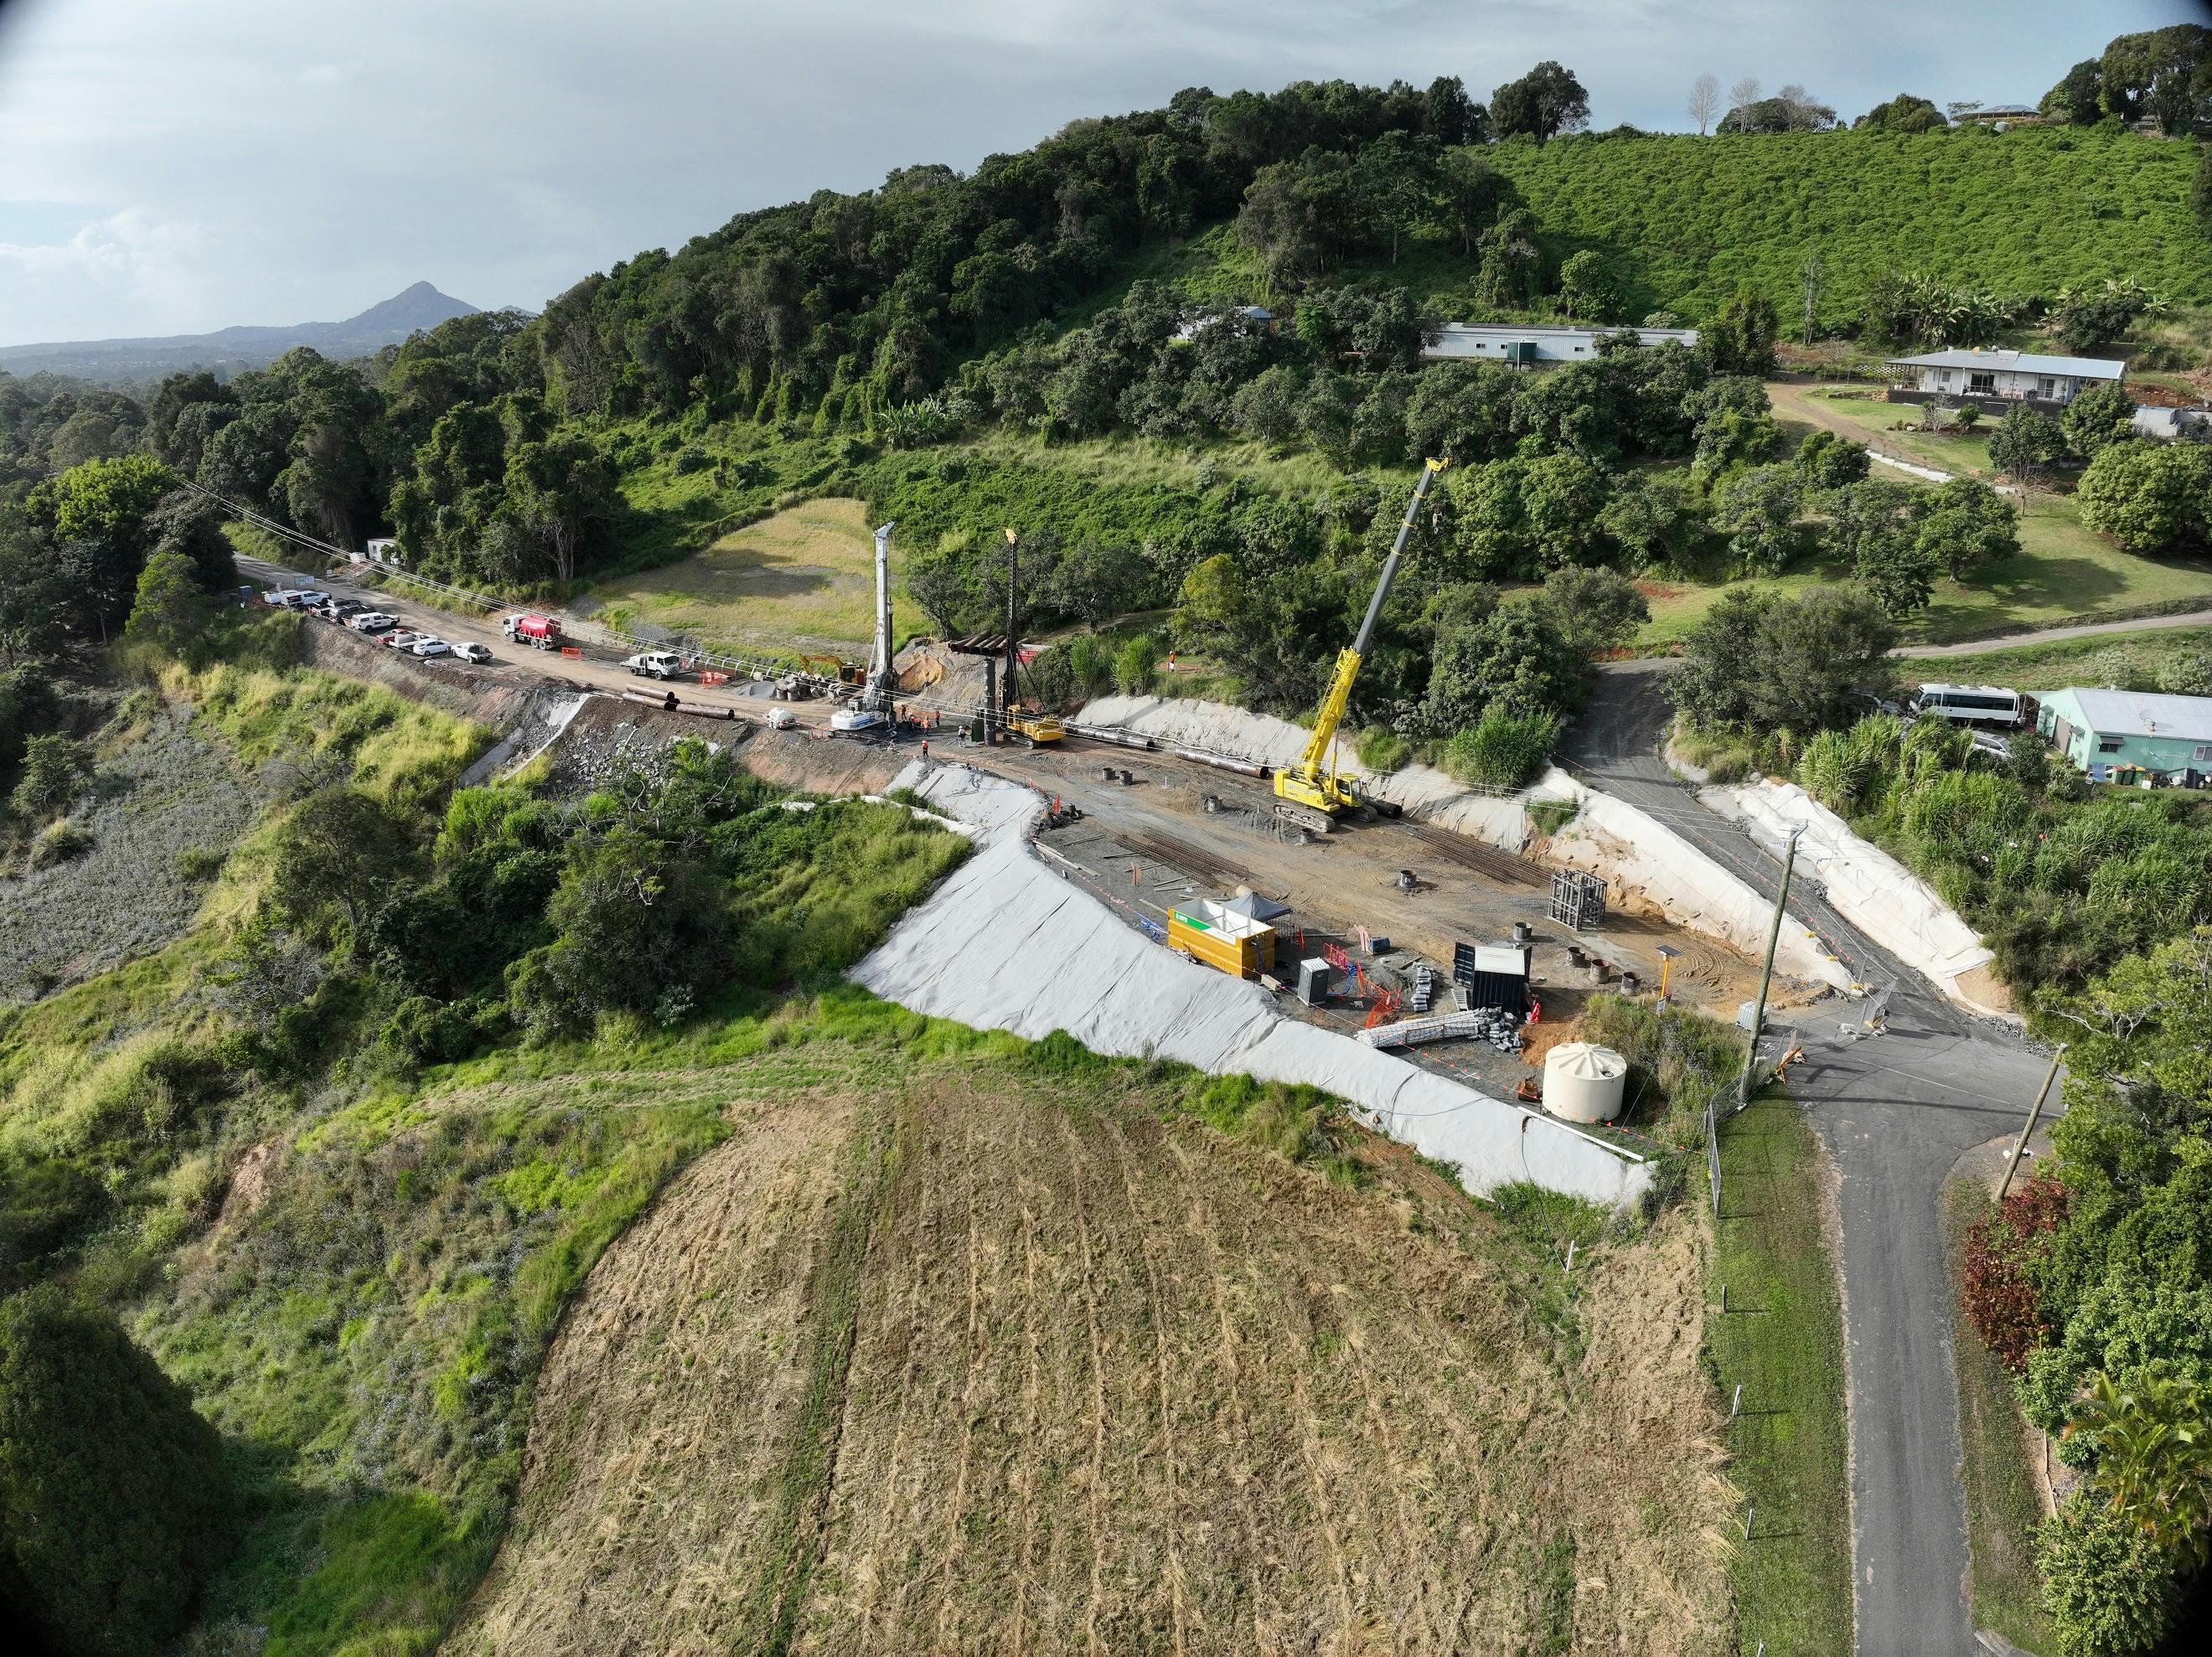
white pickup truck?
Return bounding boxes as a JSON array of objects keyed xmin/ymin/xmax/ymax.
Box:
[{"xmin": 623, "ymin": 651, "xmax": 685, "ymax": 680}]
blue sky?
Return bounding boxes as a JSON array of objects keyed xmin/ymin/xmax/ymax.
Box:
[{"xmin": 0, "ymin": 0, "xmax": 2199, "ymax": 343}]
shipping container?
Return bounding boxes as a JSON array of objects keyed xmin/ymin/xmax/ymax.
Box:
[{"xmin": 1167, "ymin": 903, "xmax": 1275, "ymax": 980}]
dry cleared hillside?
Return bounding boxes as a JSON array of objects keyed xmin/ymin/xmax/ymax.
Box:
[{"xmin": 450, "ymin": 1038, "xmax": 1730, "ymax": 1656}]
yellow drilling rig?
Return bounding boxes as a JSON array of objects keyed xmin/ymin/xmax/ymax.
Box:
[{"xmin": 1270, "ymin": 457, "xmax": 1447, "ymax": 834}]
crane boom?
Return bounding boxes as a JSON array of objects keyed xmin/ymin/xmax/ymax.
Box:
[{"xmin": 1275, "ymin": 458, "xmax": 1447, "ymax": 826}]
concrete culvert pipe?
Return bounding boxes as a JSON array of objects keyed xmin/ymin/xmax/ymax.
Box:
[{"xmin": 1543, "ymin": 1042, "xmax": 1629, "ymax": 1124}]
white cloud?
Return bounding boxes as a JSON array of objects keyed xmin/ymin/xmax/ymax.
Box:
[
  {"xmin": 0, "ymin": 208, "xmax": 215, "ymax": 340},
  {"xmin": 0, "ymin": 0, "xmax": 2199, "ymax": 343}
]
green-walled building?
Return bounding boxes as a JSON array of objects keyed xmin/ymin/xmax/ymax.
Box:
[{"xmin": 2034, "ymin": 687, "xmax": 2212, "ymax": 786}]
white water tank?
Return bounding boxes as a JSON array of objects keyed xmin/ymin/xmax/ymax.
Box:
[{"xmin": 1543, "ymin": 1042, "xmax": 1628, "ymax": 1124}]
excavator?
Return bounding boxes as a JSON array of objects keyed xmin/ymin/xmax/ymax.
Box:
[{"xmin": 1271, "ymin": 457, "xmax": 1447, "ymax": 834}]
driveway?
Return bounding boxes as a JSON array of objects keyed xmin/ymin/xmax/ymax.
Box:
[
  {"xmin": 1767, "ymin": 379, "xmax": 1965, "ymax": 483},
  {"xmin": 1898, "ymin": 609, "xmax": 2212, "ymax": 658},
  {"xmin": 1563, "ymin": 663, "xmax": 2054, "ymax": 1657}
]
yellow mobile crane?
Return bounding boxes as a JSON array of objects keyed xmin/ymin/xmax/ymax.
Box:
[{"xmin": 1272, "ymin": 457, "xmax": 1447, "ymax": 834}]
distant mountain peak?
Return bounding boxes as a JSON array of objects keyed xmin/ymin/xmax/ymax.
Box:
[
  {"xmin": 343, "ymin": 282, "xmax": 479, "ymax": 333},
  {"xmin": 0, "ymin": 283, "xmax": 485, "ymax": 384}
]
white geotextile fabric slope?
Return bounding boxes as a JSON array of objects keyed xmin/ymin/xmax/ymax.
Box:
[
  {"xmin": 1698, "ymin": 777, "xmax": 1995, "ymax": 997},
  {"xmin": 1541, "ymin": 772, "xmax": 1858, "ymax": 994},
  {"xmin": 1078, "ymin": 693, "xmax": 1354, "ymax": 772},
  {"xmin": 858, "ymin": 761, "xmax": 1652, "ymax": 1210},
  {"xmin": 1074, "ymin": 694, "xmax": 1574, "ymax": 849}
]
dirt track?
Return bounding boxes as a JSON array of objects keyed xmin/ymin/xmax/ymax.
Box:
[{"xmin": 450, "ymin": 1053, "xmax": 1734, "ymax": 1656}]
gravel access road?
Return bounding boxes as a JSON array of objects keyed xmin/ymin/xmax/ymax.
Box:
[{"xmin": 236, "ymin": 552, "xmax": 843, "ymax": 724}]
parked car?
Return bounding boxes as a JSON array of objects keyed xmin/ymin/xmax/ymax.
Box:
[
  {"xmin": 382, "ymin": 630, "xmax": 424, "ymax": 650},
  {"xmin": 623, "ymin": 650, "xmax": 685, "ymax": 679},
  {"xmin": 766, "ymin": 707, "xmax": 797, "ymax": 730},
  {"xmin": 451, "ymin": 642, "xmax": 492, "ymax": 664},
  {"xmin": 411, "ymin": 638, "xmax": 451, "ymax": 658},
  {"xmin": 349, "ymin": 612, "xmax": 399, "ymax": 632}
]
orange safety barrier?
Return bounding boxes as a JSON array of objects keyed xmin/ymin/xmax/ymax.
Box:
[
  {"xmin": 560, "ymin": 646, "xmax": 582, "ymax": 659},
  {"xmin": 699, "ymin": 669, "xmax": 729, "ymax": 686}
]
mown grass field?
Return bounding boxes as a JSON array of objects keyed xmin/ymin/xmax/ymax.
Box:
[
  {"xmin": 1638, "ymin": 498, "xmax": 2212, "ymax": 652},
  {"xmin": 1707, "ymin": 1094, "xmax": 1853, "ymax": 1657},
  {"xmin": 1901, "ymin": 623, "xmax": 2212, "ymax": 686},
  {"xmin": 1776, "ymin": 384, "xmax": 2000, "ymax": 478},
  {"xmin": 1635, "ymin": 398, "xmax": 2212, "ymax": 652},
  {"xmin": 585, "ymin": 497, "xmax": 923, "ymax": 658}
]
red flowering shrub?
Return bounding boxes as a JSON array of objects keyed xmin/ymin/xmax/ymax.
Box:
[{"xmin": 1961, "ymin": 1170, "xmax": 2069, "ymax": 1372}]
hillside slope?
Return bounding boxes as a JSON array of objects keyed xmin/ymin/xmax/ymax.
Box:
[
  {"xmin": 452, "ymin": 1044, "xmax": 1731, "ymax": 1656},
  {"xmin": 1484, "ymin": 127, "xmax": 2208, "ymax": 320}
]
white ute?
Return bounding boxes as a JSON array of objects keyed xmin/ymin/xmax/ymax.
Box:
[{"xmin": 623, "ymin": 651, "xmax": 685, "ymax": 679}]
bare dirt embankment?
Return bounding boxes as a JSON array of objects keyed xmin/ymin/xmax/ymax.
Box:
[
  {"xmin": 451, "ymin": 1056, "xmax": 1732, "ymax": 1657},
  {"xmin": 297, "ymin": 618, "xmax": 542, "ymax": 729},
  {"xmin": 540, "ymin": 695, "xmax": 910, "ymax": 797}
]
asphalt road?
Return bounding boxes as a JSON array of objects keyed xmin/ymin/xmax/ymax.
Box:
[{"xmin": 1563, "ymin": 663, "xmax": 2055, "ymax": 1657}]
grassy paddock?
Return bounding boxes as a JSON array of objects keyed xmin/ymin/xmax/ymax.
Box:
[
  {"xmin": 1708, "ymin": 1093, "xmax": 1853, "ymax": 1657},
  {"xmin": 1784, "ymin": 386, "xmax": 2000, "ymax": 478},
  {"xmin": 969, "ymin": 424, "xmax": 1392, "ymax": 498},
  {"xmin": 1942, "ymin": 1182, "xmax": 2054, "ymax": 1651},
  {"xmin": 582, "ymin": 497, "xmax": 920, "ymax": 658},
  {"xmin": 160, "ymin": 657, "xmax": 488, "ymax": 812},
  {"xmin": 1638, "ymin": 493, "xmax": 2212, "ymax": 653},
  {"xmin": 142, "ymin": 1085, "xmax": 732, "ymax": 1656}
]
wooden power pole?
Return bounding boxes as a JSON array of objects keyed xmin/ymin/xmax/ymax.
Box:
[
  {"xmin": 1997, "ymin": 1045, "xmax": 2067, "ymax": 1202},
  {"xmin": 1739, "ymin": 827, "xmax": 1804, "ymax": 1109}
]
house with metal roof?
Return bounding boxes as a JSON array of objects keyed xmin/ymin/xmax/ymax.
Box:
[
  {"xmin": 2034, "ymin": 687, "xmax": 2212, "ymax": 785},
  {"xmin": 1421, "ymin": 323, "xmax": 1698, "ymax": 367},
  {"xmin": 1954, "ymin": 104, "xmax": 2045, "ymax": 126},
  {"xmin": 2132, "ymin": 405, "xmax": 2211, "ymax": 442},
  {"xmin": 1171, "ymin": 304, "xmax": 1276, "ymax": 342},
  {"xmin": 1886, "ymin": 348, "xmax": 2124, "ymax": 415}
]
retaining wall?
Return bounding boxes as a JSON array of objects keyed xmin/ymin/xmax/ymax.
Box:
[{"xmin": 1544, "ymin": 772, "xmax": 1857, "ymax": 993}]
